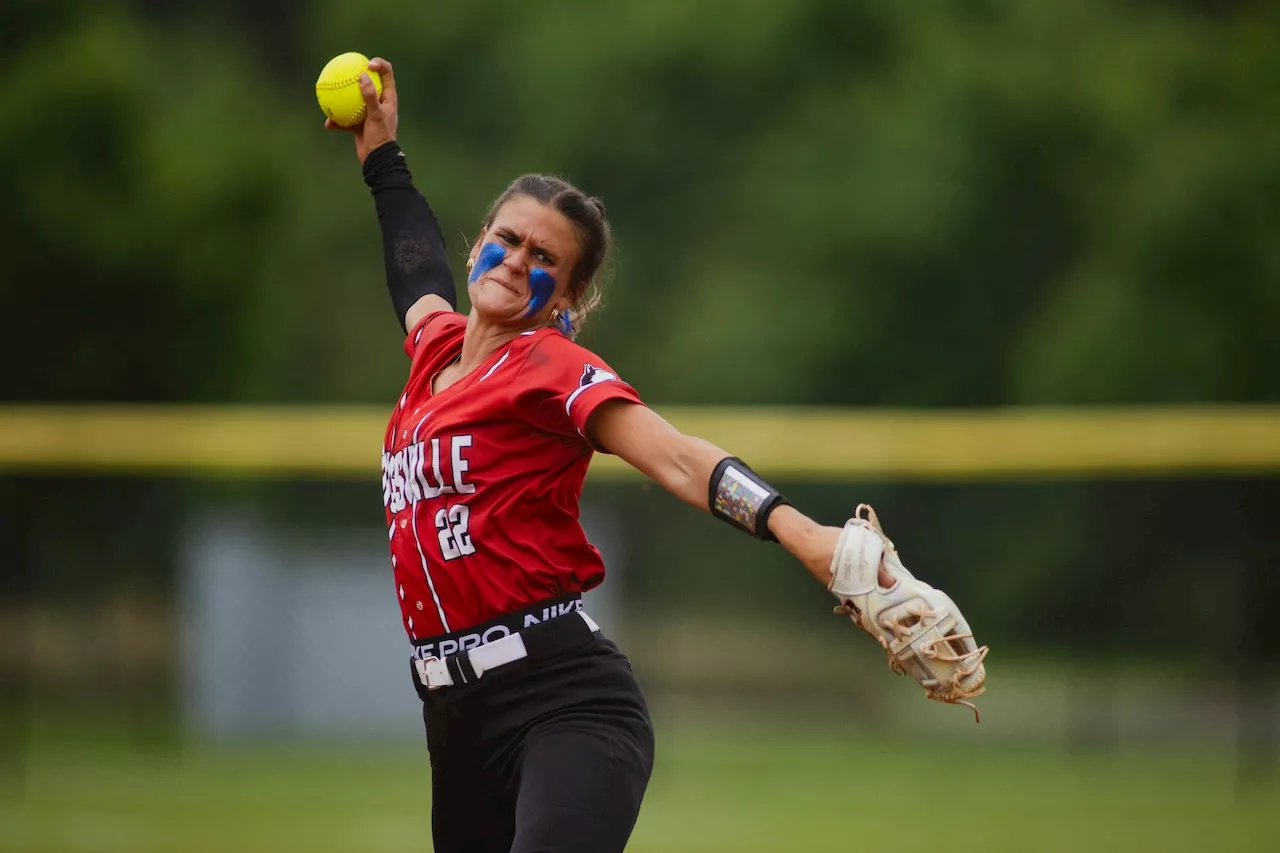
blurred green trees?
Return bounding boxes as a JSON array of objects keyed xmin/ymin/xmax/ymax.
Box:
[{"xmin": 5, "ymin": 0, "xmax": 1277, "ymax": 406}]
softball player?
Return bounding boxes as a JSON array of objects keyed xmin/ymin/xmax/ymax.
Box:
[{"xmin": 330, "ymin": 58, "xmax": 986, "ymax": 853}]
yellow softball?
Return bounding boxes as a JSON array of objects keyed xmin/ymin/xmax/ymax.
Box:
[{"xmin": 315, "ymin": 52, "xmax": 383, "ymax": 127}]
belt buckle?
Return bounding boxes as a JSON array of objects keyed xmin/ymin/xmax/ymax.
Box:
[{"xmin": 414, "ymin": 656, "xmax": 450, "ymax": 690}]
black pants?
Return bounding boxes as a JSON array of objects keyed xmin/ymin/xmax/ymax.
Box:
[{"xmin": 419, "ymin": 619, "xmax": 655, "ymax": 853}]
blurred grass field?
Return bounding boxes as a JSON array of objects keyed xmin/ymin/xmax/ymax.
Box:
[{"xmin": 3, "ymin": 713, "xmax": 1277, "ymax": 853}]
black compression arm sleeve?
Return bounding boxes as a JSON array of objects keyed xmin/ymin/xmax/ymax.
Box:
[{"xmin": 362, "ymin": 141, "xmax": 457, "ymax": 332}]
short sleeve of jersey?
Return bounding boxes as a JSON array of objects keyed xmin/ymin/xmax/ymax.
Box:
[
  {"xmin": 510, "ymin": 334, "xmax": 643, "ymax": 445},
  {"xmin": 404, "ymin": 310, "xmax": 466, "ymax": 370}
]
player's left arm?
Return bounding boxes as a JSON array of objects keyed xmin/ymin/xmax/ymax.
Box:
[
  {"xmin": 586, "ymin": 400, "xmax": 840, "ymax": 586},
  {"xmin": 590, "ymin": 398, "xmax": 989, "ymax": 717}
]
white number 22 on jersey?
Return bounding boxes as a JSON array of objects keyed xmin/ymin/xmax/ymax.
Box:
[{"xmin": 435, "ymin": 504, "xmax": 476, "ymax": 561}]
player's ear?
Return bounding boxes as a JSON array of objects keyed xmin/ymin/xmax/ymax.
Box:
[
  {"xmin": 466, "ymin": 229, "xmax": 487, "ymax": 271},
  {"xmin": 551, "ymin": 288, "xmax": 574, "ymax": 314}
]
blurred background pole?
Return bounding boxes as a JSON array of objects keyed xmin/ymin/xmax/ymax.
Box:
[
  {"xmin": 1235, "ymin": 481, "xmax": 1278, "ymax": 791},
  {"xmin": 0, "ymin": 477, "xmax": 32, "ymax": 790}
]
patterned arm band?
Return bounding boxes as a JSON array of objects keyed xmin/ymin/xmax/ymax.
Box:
[{"xmin": 708, "ymin": 457, "xmax": 790, "ymax": 542}]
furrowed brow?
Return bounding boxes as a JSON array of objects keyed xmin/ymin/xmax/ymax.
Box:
[{"xmin": 495, "ymin": 226, "xmax": 559, "ymax": 264}]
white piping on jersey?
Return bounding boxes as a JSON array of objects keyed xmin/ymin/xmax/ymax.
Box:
[
  {"xmin": 564, "ymin": 380, "xmax": 609, "ymax": 417},
  {"xmin": 409, "ymin": 412, "xmax": 451, "ymax": 633},
  {"xmin": 564, "ymin": 372, "xmax": 621, "ymax": 437},
  {"xmin": 478, "ymin": 351, "xmax": 509, "ymax": 382}
]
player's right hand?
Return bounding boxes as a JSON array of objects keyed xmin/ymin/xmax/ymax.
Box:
[{"xmin": 325, "ymin": 56, "xmax": 399, "ymax": 164}]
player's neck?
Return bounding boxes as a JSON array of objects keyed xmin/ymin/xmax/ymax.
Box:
[{"xmin": 459, "ymin": 312, "xmax": 529, "ymax": 372}]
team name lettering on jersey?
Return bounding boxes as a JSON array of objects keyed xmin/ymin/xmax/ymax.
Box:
[{"xmin": 382, "ymin": 434, "xmax": 476, "ymax": 513}]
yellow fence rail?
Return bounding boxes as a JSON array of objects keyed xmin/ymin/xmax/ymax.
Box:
[{"xmin": 1, "ymin": 405, "xmax": 1278, "ymax": 480}]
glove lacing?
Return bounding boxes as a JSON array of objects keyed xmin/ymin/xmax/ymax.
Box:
[{"xmin": 920, "ymin": 632, "xmax": 989, "ymax": 722}]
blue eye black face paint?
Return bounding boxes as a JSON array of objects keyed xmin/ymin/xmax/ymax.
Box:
[
  {"xmin": 469, "ymin": 242, "xmax": 505, "ymax": 283},
  {"xmin": 525, "ymin": 268, "xmax": 556, "ymax": 317}
]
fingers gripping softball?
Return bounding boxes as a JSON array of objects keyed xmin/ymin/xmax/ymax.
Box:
[{"xmin": 828, "ymin": 505, "xmax": 989, "ymax": 720}]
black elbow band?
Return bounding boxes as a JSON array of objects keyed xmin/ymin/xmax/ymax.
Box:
[
  {"xmin": 708, "ymin": 457, "xmax": 790, "ymax": 541},
  {"xmin": 362, "ymin": 142, "xmax": 457, "ymax": 331}
]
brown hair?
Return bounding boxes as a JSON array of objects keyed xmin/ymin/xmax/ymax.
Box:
[{"xmin": 481, "ymin": 174, "xmax": 611, "ymax": 337}]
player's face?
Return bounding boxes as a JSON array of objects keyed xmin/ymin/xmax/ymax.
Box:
[{"xmin": 467, "ymin": 196, "xmax": 582, "ymax": 327}]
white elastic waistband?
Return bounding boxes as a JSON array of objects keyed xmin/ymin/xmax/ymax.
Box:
[{"xmin": 414, "ymin": 610, "xmax": 599, "ymax": 690}]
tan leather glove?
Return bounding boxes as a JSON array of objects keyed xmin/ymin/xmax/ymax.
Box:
[{"xmin": 829, "ymin": 505, "xmax": 989, "ymax": 721}]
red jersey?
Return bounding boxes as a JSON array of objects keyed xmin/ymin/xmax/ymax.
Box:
[{"xmin": 382, "ymin": 311, "xmax": 642, "ymax": 641}]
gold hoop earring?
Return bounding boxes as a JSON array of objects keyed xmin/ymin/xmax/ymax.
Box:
[{"xmin": 553, "ymin": 310, "xmax": 574, "ymax": 335}]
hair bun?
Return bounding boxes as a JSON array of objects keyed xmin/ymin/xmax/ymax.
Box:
[{"xmin": 589, "ymin": 196, "xmax": 607, "ymax": 216}]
